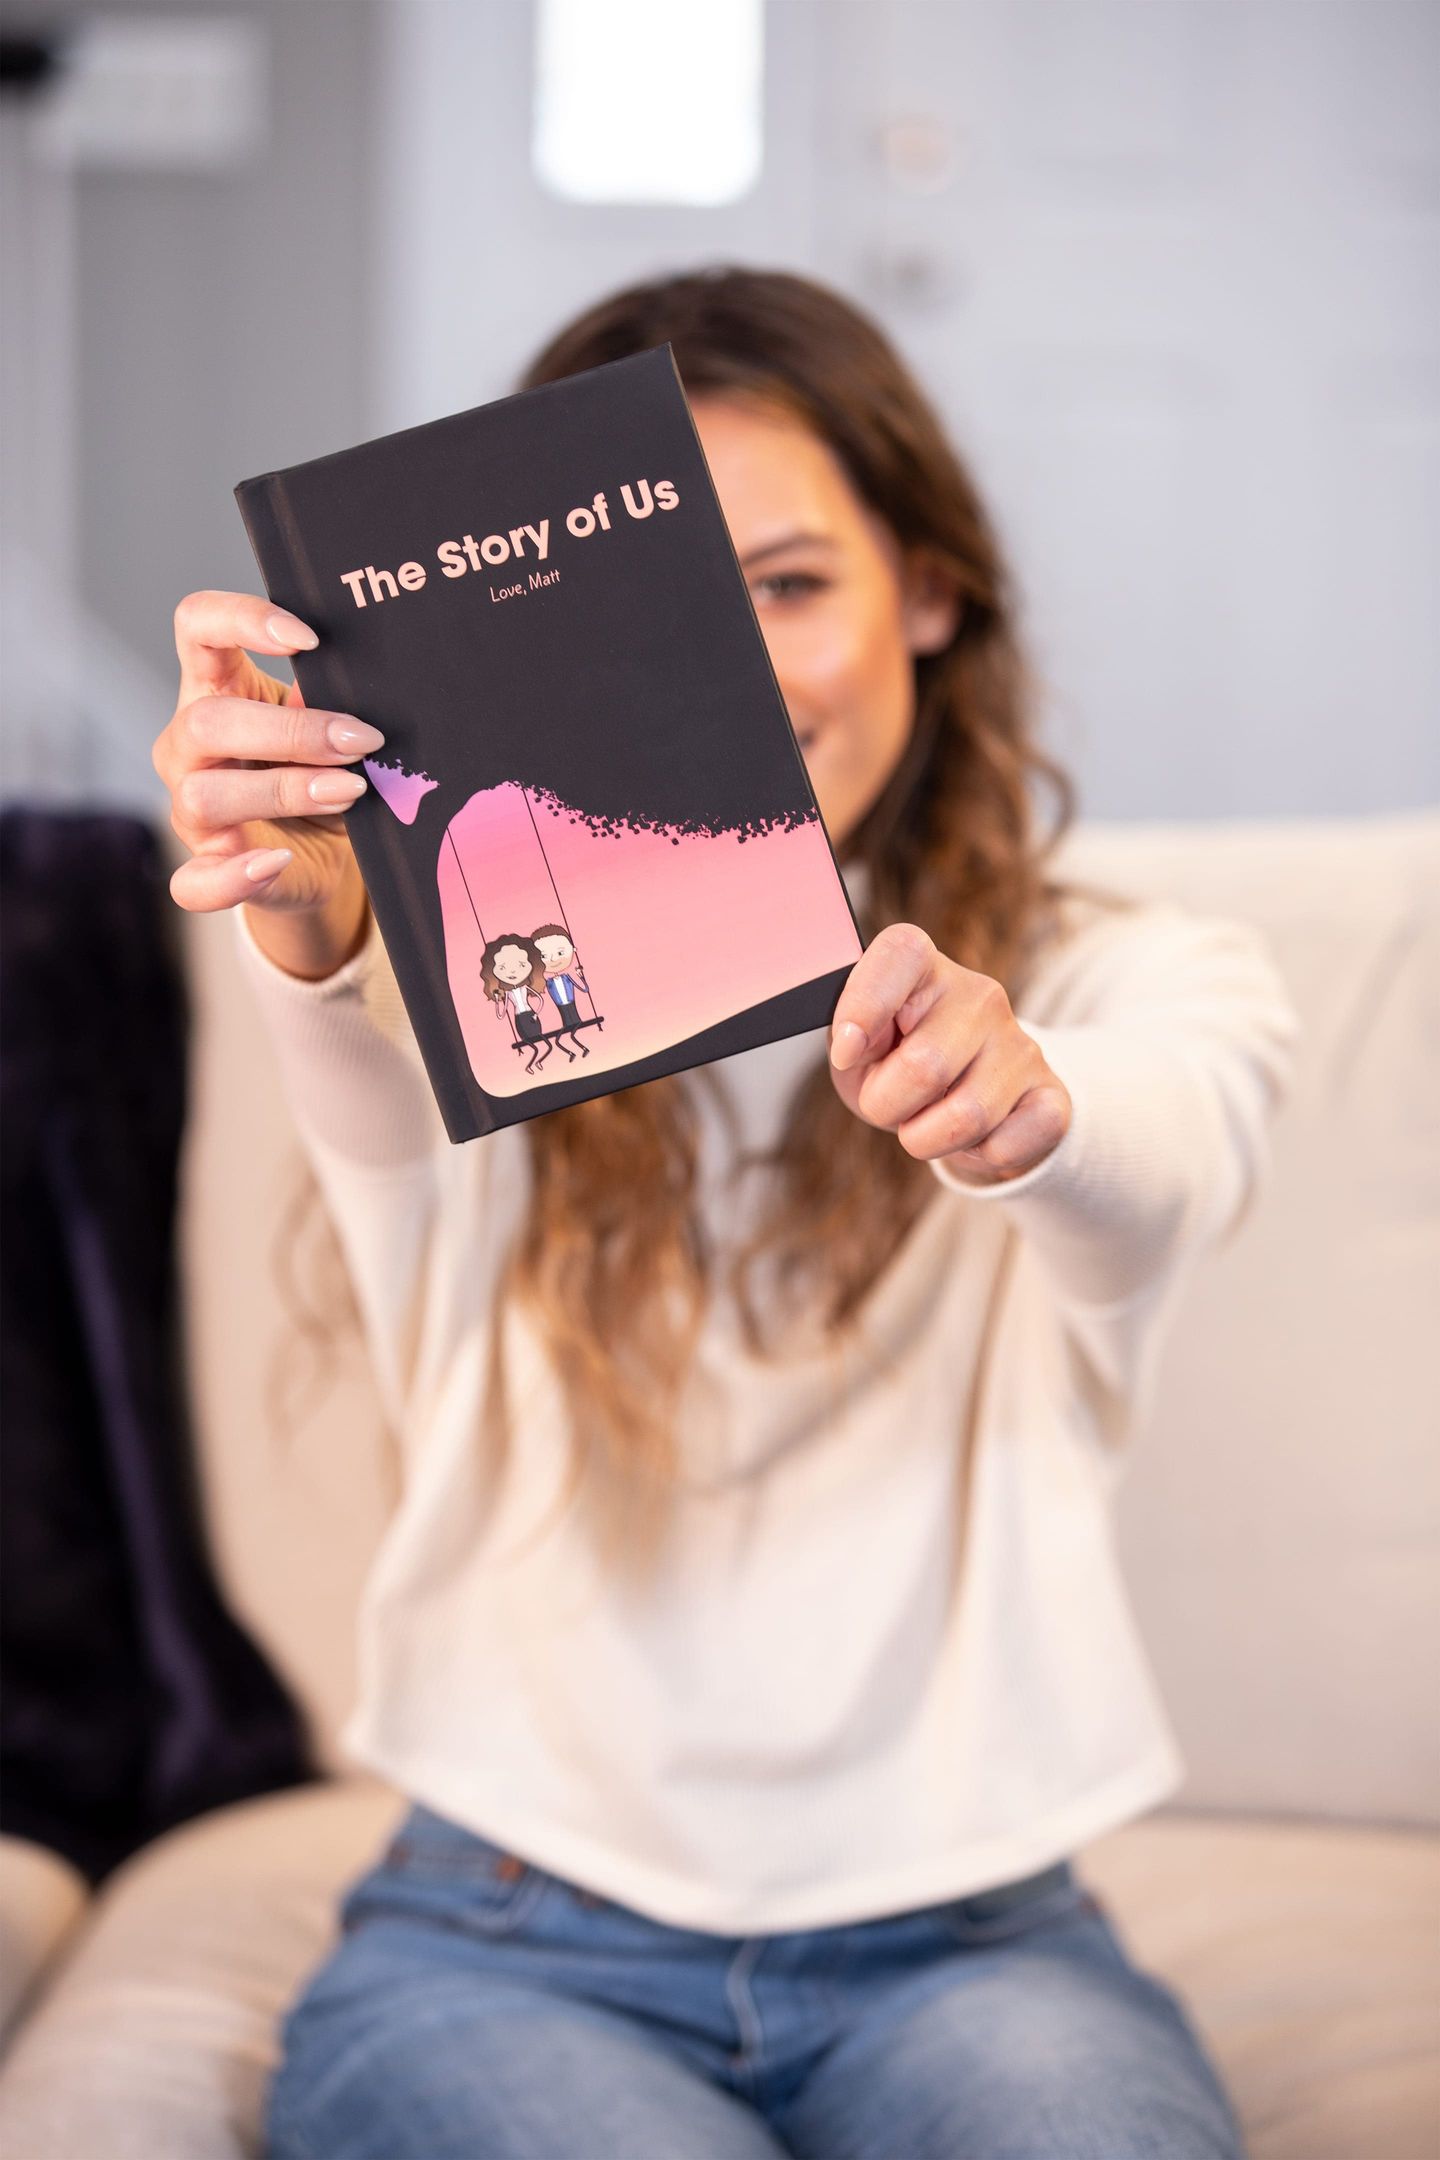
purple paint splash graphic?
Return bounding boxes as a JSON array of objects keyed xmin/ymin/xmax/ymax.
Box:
[
  {"xmin": 363, "ymin": 758, "xmax": 818, "ymax": 846},
  {"xmin": 363, "ymin": 756, "xmax": 438, "ymax": 825}
]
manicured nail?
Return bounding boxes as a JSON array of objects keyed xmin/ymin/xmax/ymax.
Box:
[
  {"xmin": 830, "ymin": 1020, "xmax": 868, "ymax": 1068},
  {"xmin": 327, "ymin": 717, "xmax": 386, "ymax": 754},
  {"xmin": 267, "ymin": 611, "xmax": 318, "ymax": 649},
  {"xmin": 245, "ymin": 847, "xmax": 292, "ymax": 880},
  {"xmin": 309, "ymin": 771, "xmax": 366, "ymax": 804}
]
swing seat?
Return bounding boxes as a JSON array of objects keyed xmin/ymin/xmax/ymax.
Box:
[{"xmin": 509, "ymin": 1013, "xmax": 606, "ymax": 1053}]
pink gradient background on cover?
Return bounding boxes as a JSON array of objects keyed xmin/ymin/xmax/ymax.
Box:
[{"xmin": 433, "ymin": 784, "xmax": 860, "ymax": 1098}]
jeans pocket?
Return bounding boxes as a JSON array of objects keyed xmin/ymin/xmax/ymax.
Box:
[
  {"xmin": 937, "ymin": 1861, "xmax": 1088, "ymax": 1947},
  {"xmin": 345, "ymin": 1801, "xmax": 547, "ymax": 1937}
]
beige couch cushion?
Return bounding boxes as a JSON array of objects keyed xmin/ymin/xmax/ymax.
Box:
[
  {"xmin": 1057, "ymin": 813, "xmax": 1440, "ymax": 1827},
  {"xmin": 0, "ymin": 1838, "xmax": 90, "ymax": 2053},
  {"xmin": 1082, "ymin": 1814, "xmax": 1440, "ymax": 2160},
  {"xmin": 0, "ymin": 1781, "xmax": 1432, "ymax": 2158},
  {"xmin": 0, "ymin": 1781, "xmax": 402, "ymax": 2160}
]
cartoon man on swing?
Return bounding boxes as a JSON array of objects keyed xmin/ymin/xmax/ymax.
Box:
[
  {"xmin": 533, "ymin": 923, "xmax": 591, "ymax": 1062},
  {"xmin": 479, "ymin": 934, "xmax": 552, "ymax": 1075}
]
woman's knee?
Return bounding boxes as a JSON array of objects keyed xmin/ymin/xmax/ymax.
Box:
[
  {"xmin": 262, "ymin": 1927, "xmax": 486, "ymax": 2160},
  {"xmin": 263, "ymin": 1952, "xmax": 787, "ymax": 2160},
  {"xmin": 779, "ymin": 1925, "xmax": 1245, "ymax": 2160}
]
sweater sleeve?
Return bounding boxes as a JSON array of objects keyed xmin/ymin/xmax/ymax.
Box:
[
  {"xmin": 232, "ymin": 902, "xmax": 451, "ymax": 1437},
  {"xmin": 927, "ymin": 903, "xmax": 1301, "ymax": 1314},
  {"xmin": 232, "ymin": 901, "xmax": 448, "ymax": 1167}
]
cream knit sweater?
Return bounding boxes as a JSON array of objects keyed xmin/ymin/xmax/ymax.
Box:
[{"xmin": 233, "ymin": 876, "xmax": 1299, "ymax": 1933}]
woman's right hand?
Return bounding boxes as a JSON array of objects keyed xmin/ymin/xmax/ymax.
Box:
[{"xmin": 155, "ymin": 589, "xmax": 387, "ymax": 917}]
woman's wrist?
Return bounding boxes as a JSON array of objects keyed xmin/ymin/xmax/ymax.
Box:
[{"xmin": 242, "ymin": 863, "xmax": 369, "ymax": 982}]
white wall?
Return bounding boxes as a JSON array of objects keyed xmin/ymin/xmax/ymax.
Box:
[
  {"xmin": 372, "ymin": 0, "xmax": 1440, "ymax": 821},
  {"xmin": 2, "ymin": 0, "xmax": 1434, "ymax": 821},
  {"xmin": 0, "ymin": 0, "xmax": 382, "ymax": 813}
]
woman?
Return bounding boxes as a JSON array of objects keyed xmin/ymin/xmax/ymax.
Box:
[
  {"xmin": 156, "ymin": 267, "xmax": 1296, "ymax": 2158},
  {"xmin": 481, "ymin": 932, "xmax": 553, "ymax": 1074}
]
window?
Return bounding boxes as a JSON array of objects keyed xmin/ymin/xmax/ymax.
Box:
[{"xmin": 533, "ymin": 0, "xmax": 763, "ymax": 206}]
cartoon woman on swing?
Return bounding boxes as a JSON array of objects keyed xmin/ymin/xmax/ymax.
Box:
[
  {"xmin": 480, "ymin": 934, "xmax": 552, "ymax": 1075},
  {"xmin": 532, "ymin": 923, "xmax": 591, "ymax": 1062}
]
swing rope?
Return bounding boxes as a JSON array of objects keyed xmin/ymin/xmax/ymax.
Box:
[
  {"xmin": 521, "ymin": 787, "xmax": 601, "ymax": 1029},
  {"xmin": 444, "ymin": 824, "xmax": 519, "ymax": 1048}
]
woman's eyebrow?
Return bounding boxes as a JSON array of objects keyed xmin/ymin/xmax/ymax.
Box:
[{"xmin": 740, "ymin": 531, "xmax": 839, "ymax": 568}]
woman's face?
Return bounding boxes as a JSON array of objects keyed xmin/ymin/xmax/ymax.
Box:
[
  {"xmin": 493, "ymin": 943, "xmax": 532, "ymax": 988},
  {"xmin": 688, "ymin": 393, "xmax": 960, "ymax": 849}
]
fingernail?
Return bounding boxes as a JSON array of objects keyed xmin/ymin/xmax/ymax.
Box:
[
  {"xmin": 830, "ymin": 1020, "xmax": 868, "ymax": 1067},
  {"xmin": 327, "ymin": 717, "xmax": 386, "ymax": 754},
  {"xmin": 308, "ymin": 771, "xmax": 366, "ymax": 804},
  {"xmin": 245, "ymin": 847, "xmax": 292, "ymax": 880},
  {"xmin": 267, "ymin": 612, "xmax": 318, "ymax": 650}
]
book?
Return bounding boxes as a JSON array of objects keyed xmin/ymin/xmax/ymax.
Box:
[{"xmin": 234, "ymin": 344, "xmax": 864, "ymax": 1144}]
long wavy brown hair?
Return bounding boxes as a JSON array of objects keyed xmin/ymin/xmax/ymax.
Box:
[
  {"xmin": 272, "ymin": 265, "xmax": 1126, "ymax": 1561},
  {"xmin": 479, "ymin": 934, "xmax": 547, "ymax": 1005}
]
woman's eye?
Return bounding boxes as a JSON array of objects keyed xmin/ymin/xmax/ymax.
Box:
[{"xmin": 755, "ymin": 572, "xmax": 825, "ymax": 602}]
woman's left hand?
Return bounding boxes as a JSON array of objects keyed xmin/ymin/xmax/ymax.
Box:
[{"xmin": 828, "ymin": 923, "xmax": 1072, "ymax": 1184}]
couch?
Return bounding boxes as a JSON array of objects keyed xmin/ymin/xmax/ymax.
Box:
[{"xmin": 1, "ymin": 808, "xmax": 1435, "ymax": 2157}]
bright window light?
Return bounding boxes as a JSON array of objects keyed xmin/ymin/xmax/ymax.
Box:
[{"xmin": 533, "ymin": 0, "xmax": 764, "ymax": 207}]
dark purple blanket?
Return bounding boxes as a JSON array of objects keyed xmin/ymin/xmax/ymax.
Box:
[{"xmin": 0, "ymin": 806, "xmax": 312, "ymax": 1884}]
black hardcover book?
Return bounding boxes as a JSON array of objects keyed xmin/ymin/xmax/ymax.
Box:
[{"xmin": 235, "ymin": 344, "xmax": 863, "ymax": 1143}]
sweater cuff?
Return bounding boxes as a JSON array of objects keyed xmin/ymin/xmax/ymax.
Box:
[
  {"xmin": 929, "ymin": 1018, "xmax": 1090, "ymax": 1203},
  {"xmin": 927, "ymin": 1016, "xmax": 1215, "ymax": 1309},
  {"xmin": 232, "ymin": 898, "xmax": 400, "ymax": 1025}
]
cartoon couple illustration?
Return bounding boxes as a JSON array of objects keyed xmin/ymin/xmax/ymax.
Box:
[{"xmin": 480, "ymin": 923, "xmax": 591, "ymax": 1074}]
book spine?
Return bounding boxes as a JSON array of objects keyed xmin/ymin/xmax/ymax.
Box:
[{"xmin": 233, "ymin": 475, "xmax": 485, "ymax": 1144}]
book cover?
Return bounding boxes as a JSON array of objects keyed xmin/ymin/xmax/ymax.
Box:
[{"xmin": 235, "ymin": 344, "xmax": 864, "ymax": 1144}]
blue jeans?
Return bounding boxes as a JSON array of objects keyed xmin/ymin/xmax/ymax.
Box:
[{"xmin": 264, "ymin": 1800, "xmax": 1247, "ymax": 2159}]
